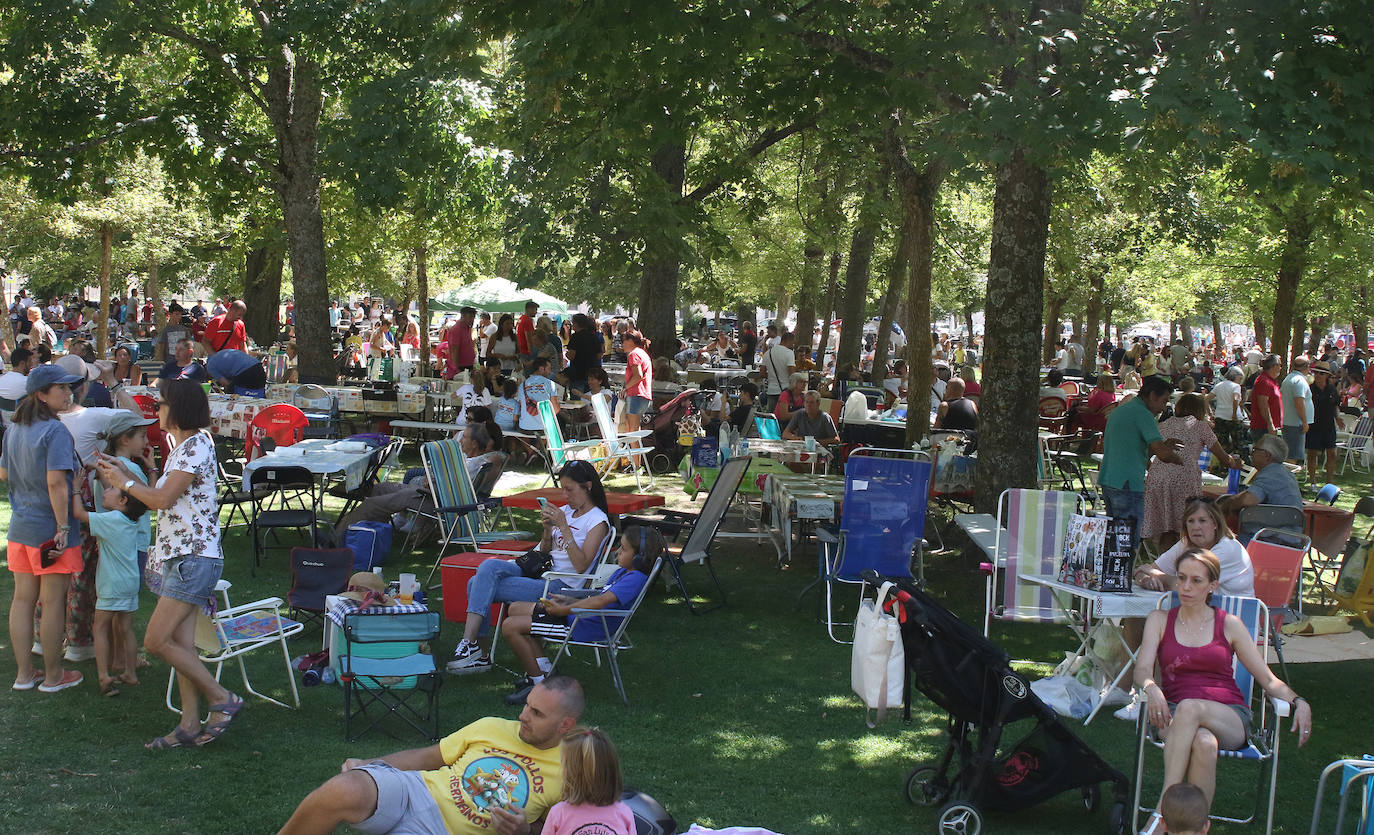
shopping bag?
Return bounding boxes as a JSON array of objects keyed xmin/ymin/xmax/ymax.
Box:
[
  {"xmin": 1059, "ymin": 513, "xmax": 1107, "ymax": 587},
  {"xmin": 851, "ymin": 581, "xmax": 904, "ymax": 727}
]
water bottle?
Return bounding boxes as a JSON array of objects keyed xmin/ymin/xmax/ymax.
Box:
[
  {"xmin": 739, "ymin": 438, "xmax": 749, "ymax": 456},
  {"xmin": 320, "ymin": 667, "xmax": 336, "ymax": 685}
]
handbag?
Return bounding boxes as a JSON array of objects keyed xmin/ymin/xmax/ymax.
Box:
[
  {"xmin": 515, "ymin": 548, "xmax": 553, "ymax": 579},
  {"xmin": 851, "ymin": 581, "xmax": 905, "ymax": 727}
]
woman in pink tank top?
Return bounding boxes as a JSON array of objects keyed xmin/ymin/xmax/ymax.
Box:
[{"xmin": 1132, "ymin": 548, "xmax": 1313, "ymax": 832}]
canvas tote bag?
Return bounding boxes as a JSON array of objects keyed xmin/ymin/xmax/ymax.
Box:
[{"xmin": 851, "ymin": 581, "xmax": 905, "ymax": 727}]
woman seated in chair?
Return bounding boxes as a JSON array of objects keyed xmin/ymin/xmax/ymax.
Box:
[
  {"xmin": 1134, "ymin": 497, "xmax": 1254, "ymax": 597},
  {"xmin": 1134, "ymin": 548, "xmax": 1313, "ymax": 833},
  {"xmin": 498, "ymin": 525, "xmax": 666, "ymax": 705},
  {"xmin": 447, "ymin": 460, "xmax": 611, "ymax": 676}
]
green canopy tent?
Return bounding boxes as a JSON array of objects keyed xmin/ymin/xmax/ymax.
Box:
[{"xmin": 428, "ymin": 278, "xmax": 570, "ymax": 315}]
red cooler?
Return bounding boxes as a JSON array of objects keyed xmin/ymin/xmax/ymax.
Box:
[{"xmin": 440, "ymin": 552, "xmax": 518, "ymax": 623}]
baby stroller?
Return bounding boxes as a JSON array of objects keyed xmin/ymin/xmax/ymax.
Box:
[
  {"xmin": 643, "ymin": 387, "xmax": 700, "ymax": 473},
  {"xmin": 862, "ymin": 570, "xmax": 1130, "ymax": 835}
]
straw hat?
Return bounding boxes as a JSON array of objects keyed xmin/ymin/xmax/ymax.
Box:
[{"xmin": 340, "ymin": 571, "xmax": 392, "ymax": 605}]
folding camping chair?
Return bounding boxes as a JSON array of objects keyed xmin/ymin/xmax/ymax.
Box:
[
  {"xmin": 1132, "ymin": 593, "xmax": 1290, "ymax": 834},
  {"xmin": 248, "ymin": 465, "xmax": 320, "ymax": 575},
  {"xmin": 418, "ymin": 440, "xmax": 536, "ymax": 587},
  {"xmin": 1247, "ymin": 527, "xmax": 1310, "ymax": 682},
  {"xmin": 536, "ymin": 396, "xmax": 608, "ymax": 486},
  {"xmin": 1337, "ymin": 415, "xmax": 1373, "ymax": 473},
  {"xmin": 286, "ymin": 547, "xmax": 355, "ymax": 627},
  {"xmin": 245, "ymin": 403, "xmax": 309, "ymax": 461},
  {"xmin": 817, "ymin": 448, "xmax": 932, "ymax": 643},
  {"xmin": 982, "ymin": 489, "xmax": 1081, "ymax": 636},
  {"xmin": 754, "ymin": 414, "xmax": 781, "ymax": 440},
  {"xmin": 589, "ymin": 390, "xmax": 655, "ymax": 490},
  {"xmin": 293, "ymin": 383, "xmax": 341, "ymax": 439},
  {"xmin": 1236, "ymin": 504, "xmax": 1305, "ymax": 544},
  {"xmin": 166, "ymin": 593, "xmax": 304, "ymax": 715},
  {"xmin": 328, "ymin": 437, "xmax": 404, "ymax": 524},
  {"xmin": 341, "ymin": 609, "xmax": 443, "ymax": 741},
  {"xmin": 530, "ymin": 556, "xmax": 664, "ymax": 704},
  {"xmin": 622, "ymin": 454, "xmax": 750, "ymax": 614}
]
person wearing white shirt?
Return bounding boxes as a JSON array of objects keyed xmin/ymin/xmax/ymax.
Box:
[
  {"xmin": 0, "ymin": 347, "xmax": 37, "ymax": 426},
  {"xmin": 760, "ymin": 331, "xmax": 796, "ymax": 410}
]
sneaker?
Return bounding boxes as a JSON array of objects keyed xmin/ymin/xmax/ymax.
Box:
[
  {"xmin": 38, "ymin": 670, "xmax": 83, "ymax": 693},
  {"xmin": 504, "ymin": 676, "xmax": 536, "ymax": 705},
  {"xmin": 1114, "ymin": 693, "xmax": 1142, "ymax": 722},
  {"xmin": 63, "ymin": 644, "xmax": 95, "ymax": 663},
  {"xmin": 1099, "ymin": 687, "xmax": 1134, "ymax": 709},
  {"xmin": 446, "ymin": 644, "xmax": 492, "ymax": 675}
]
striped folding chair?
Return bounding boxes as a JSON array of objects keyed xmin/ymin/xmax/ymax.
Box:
[
  {"xmin": 983, "ymin": 488, "xmax": 1081, "ymax": 635},
  {"xmin": 418, "ymin": 440, "xmax": 536, "ymax": 587}
]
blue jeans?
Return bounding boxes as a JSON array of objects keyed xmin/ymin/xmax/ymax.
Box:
[
  {"xmin": 1100, "ymin": 485, "xmax": 1144, "ymax": 553},
  {"xmin": 465, "ymin": 559, "xmax": 568, "ymax": 626}
]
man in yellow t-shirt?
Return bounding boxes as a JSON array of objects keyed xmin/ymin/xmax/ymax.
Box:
[{"xmin": 278, "ymin": 677, "xmax": 583, "ymax": 835}]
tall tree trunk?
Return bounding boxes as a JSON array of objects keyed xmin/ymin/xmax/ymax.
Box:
[
  {"xmin": 1211, "ymin": 313, "xmax": 1223, "ymax": 352},
  {"xmin": 1253, "ymin": 310, "xmax": 1267, "ymax": 350},
  {"xmin": 795, "ymin": 244, "xmax": 825, "ymax": 354},
  {"xmin": 1179, "ymin": 319, "xmax": 1193, "ymax": 350},
  {"xmin": 975, "ymin": 148, "xmax": 1052, "ymax": 513},
  {"xmin": 148, "ymin": 257, "xmax": 165, "ymax": 358},
  {"xmin": 1084, "ymin": 271, "xmax": 1103, "ymax": 364},
  {"xmin": 1070, "ymin": 315, "xmax": 1082, "ymax": 348},
  {"xmin": 267, "ymin": 56, "xmax": 331, "ymax": 383},
  {"xmin": 244, "ymin": 244, "xmax": 284, "ymax": 348},
  {"xmin": 1103, "ymin": 304, "xmax": 1113, "ymax": 347},
  {"xmin": 1291, "ymin": 313, "xmax": 1305, "ymax": 364},
  {"xmin": 871, "ymin": 231, "xmax": 910, "ymax": 378},
  {"xmin": 1269, "ymin": 199, "xmax": 1314, "ymax": 366},
  {"xmin": 964, "ymin": 305, "xmax": 975, "ymax": 346},
  {"xmin": 415, "ymin": 244, "xmax": 431, "ymax": 368},
  {"xmin": 775, "ymin": 288, "xmax": 791, "ymax": 331},
  {"xmin": 1043, "ymin": 296, "xmax": 1064, "ymax": 363},
  {"xmin": 97, "ymin": 223, "xmax": 112, "ymax": 356},
  {"xmin": 1356, "ymin": 286, "xmax": 1369, "ymax": 353},
  {"xmin": 816, "ymin": 251, "xmax": 842, "ymax": 366},
  {"xmin": 835, "ymin": 167, "xmax": 884, "ymax": 374},
  {"xmin": 636, "ymin": 140, "xmax": 687, "ymax": 358},
  {"xmin": 1308, "ymin": 316, "xmax": 1322, "ymax": 356}
]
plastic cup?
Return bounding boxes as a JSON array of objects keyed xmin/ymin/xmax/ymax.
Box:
[
  {"xmin": 201, "ymin": 382, "xmax": 211, "ymax": 396},
  {"xmin": 399, "ymin": 573, "xmax": 416, "ymax": 605},
  {"xmin": 804, "ymin": 436, "xmax": 816, "ymax": 452}
]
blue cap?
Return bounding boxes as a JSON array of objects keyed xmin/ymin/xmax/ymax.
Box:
[{"xmin": 25, "ymin": 363, "xmax": 85, "ymax": 395}]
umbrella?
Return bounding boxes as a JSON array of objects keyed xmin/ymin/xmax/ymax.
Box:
[{"xmin": 429, "ymin": 278, "xmax": 570, "ymax": 315}]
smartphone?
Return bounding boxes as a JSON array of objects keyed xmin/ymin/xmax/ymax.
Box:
[
  {"xmin": 38, "ymin": 538, "xmax": 59, "ymax": 569},
  {"xmin": 537, "ymin": 496, "xmax": 549, "ymax": 511}
]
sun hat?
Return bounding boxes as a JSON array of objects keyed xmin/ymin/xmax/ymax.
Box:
[
  {"xmin": 340, "ymin": 571, "xmax": 392, "ymax": 606},
  {"xmin": 55, "ymin": 353, "xmax": 99, "ymax": 382}
]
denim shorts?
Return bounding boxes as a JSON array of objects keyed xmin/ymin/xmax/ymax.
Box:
[
  {"xmin": 626, "ymin": 395, "xmax": 651, "ymax": 415},
  {"xmin": 159, "ymin": 555, "xmax": 223, "ymax": 606},
  {"xmin": 353, "ymin": 763, "xmax": 447, "ymax": 835},
  {"xmin": 1168, "ymin": 700, "xmax": 1253, "ymax": 746}
]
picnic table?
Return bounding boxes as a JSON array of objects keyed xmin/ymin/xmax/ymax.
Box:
[
  {"xmin": 747, "ymin": 438, "xmax": 833, "ymax": 472},
  {"xmin": 762, "ymin": 472, "xmax": 846, "ymax": 565},
  {"xmin": 679, "ymin": 455, "xmax": 790, "ymax": 498},
  {"xmin": 207, "ymin": 393, "xmax": 291, "ymax": 440},
  {"xmin": 241, "ymin": 438, "xmax": 377, "ymax": 493},
  {"xmin": 266, "ymin": 383, "xmax": 426, "ymax": 416},
  {"xmin": 500, "ymin": 488, "xmax": 665, "ymax": 517}
]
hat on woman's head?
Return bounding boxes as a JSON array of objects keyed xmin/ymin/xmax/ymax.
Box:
[
  {"xmin": 24, "ymin": 363, "xmax": 84, "ymax": 395},
  {"xmin": 55, "ymin": 353, "xmax": 99, "ymax": 382}
]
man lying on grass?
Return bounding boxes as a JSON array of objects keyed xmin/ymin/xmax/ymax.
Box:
[{"xmin": 278, "ymin": 676, "xmax": 584, "ymax": 835}]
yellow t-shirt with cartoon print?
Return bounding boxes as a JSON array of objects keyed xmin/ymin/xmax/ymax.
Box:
[{"xmin": 421, "ymin": 717, "xmax": 563, "ymax": 833}]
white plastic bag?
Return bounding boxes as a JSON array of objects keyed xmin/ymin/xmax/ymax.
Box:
[
  {"xmin": 851, "ymin": 581, "xmax": 905, "ymax": 727},
  {"xmin": 1030, "ymin": 674, "xmax": 1096, "ymax": 719}
]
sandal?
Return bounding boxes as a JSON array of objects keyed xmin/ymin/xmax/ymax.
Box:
[
  {"xmin": 195, "ymin": 693, "xmax": 245, "ymax": 746},
  {"xmin": 145, "ymin": 726, "xmax": 202, "ymax": 750},
  {"xmin": 100, "ymin": 680, "xmax": 121, "ymax": 698}
]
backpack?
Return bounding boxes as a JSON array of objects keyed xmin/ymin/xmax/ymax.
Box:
[{"xmin": 343, "ymin": 521, "xmax": 393, "ymax": 571}]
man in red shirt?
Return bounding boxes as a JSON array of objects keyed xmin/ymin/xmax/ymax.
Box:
[
  {"xmin": 201, "ymin": 300, "xmax": 249, "ymax": 354},
  {"xmin": 1249, "ymin": 354, "xmax": 1283, "ymax": 444},
  {"xmin": 516, "ymin": 300, "xmax": 538, "ymax": 357},
  {"xmin": 444, "ymin": 306, "xmax": 478, "ymax": 378}
]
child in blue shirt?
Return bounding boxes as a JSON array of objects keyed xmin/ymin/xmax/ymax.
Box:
[
  {"xmin": 494, "ymin": 378, "xmax": 520, "ymax": 432},
  {"xmin": 72, "ymin": 482, "xmax": 148, "ymax": 697}
]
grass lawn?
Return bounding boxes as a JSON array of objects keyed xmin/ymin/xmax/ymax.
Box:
[{"xmin": 0, "ymin": 452, "xmax": 1372, "ymax": 834}]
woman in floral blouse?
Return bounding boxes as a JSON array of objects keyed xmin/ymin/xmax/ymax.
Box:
[{"xmin": 96, "ymin": 380, "xmax": 241, "ymax": 749}]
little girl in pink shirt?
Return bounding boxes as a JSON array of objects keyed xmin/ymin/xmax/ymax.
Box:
[{"xmin": 543, "ymin": 727, "xmax": 635, "ymax": 835}]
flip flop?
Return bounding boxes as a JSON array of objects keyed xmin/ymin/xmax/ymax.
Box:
[
  {"xmin": 195, "ymin": 693, "xmax": 245, "ymax": 746},
  {"xmin": 100, "ymin": 680, "xmax": 121, "ymax": 698},
  {"xmin": 11, "ymin": 671, "xmax": 45, "ymax": 691},
  {"xmin": 145, "ymin": 726, "xmax": 202, "ymax": 750}
]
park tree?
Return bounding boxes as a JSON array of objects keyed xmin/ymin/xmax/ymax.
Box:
[{"xmin": 1, "ymin": 0, "xmax": 482, "ymax": 381}]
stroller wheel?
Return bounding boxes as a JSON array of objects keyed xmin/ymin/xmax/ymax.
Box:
[
  {"xmin": 905, "ymin": 766, "xmax": 950, "ymax": 807},
  {"xmin": 650, "ymin": 453, "xmax": 673, "ymax": 474},
  {"xmin": 936, "ymin": 801, "xmax": 981, "ymax": 835},
  {"xmin": 1081, "ymin": 784, "xmax": 1100, "ymax": 812},
  {"xmin": 1108, "ymin": 801, "xmax": 1129, "ymax": 835}
]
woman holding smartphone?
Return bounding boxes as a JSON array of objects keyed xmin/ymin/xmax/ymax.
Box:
[{"xmin": 447, "ymin": 460, "xmax": 611, "ymax": 676}]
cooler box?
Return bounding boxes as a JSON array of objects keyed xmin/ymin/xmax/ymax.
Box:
[{"xmin": 440, "ymin": 552, "xmax": 518, "ymax": 624}]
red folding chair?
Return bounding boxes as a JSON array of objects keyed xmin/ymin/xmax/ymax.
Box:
[
  {"xmin": 246, "ymin": 404, "xmax": 309, "ymax": 461},
  {"xmin": 1247, "ymin": 526, "xmax": 1310, "ymax": 682}
]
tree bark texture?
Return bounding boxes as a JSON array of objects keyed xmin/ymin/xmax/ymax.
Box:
[
  {"xmin": 243, "ymin": 244, "xmax": 284, "ymax": 347},
  {"xmin": 871, "ymin": 232, "xmax": 909, "ymax": 378},
  {"xmin": 1268, "ymin": 200, "xmax": 1314, "ymax": 366},
  {"xmin": 416, "ymin": 245, "xmax": 431, "ymax": 368},
  {"xmin": 1290, "ymin": 314, "xmax": 1304, "ymax": 362},
  {"xmin": 1043, "ymin": 295, "xmax": 1064, "ymax": 363},
  {"xmin": 816, "ymin": 250, "xmax": 842, "ymax": 364},
  {"xmin": 1211, "ymin": 314, "xmax": 1223, "ymax": 351},
  {"xmin": 1308, "ymin": 316, "xmax": 1322, "ymax": 356},
  {"xmin": 975, "ymin": 149, "xmax": 1053, "ymax": 513},
  {"xmin": 795, "ymin": 243, "xmax": 825, "ymax": 354},
  {"xmin": 97, "ymin": 223, "xmax": 112, "ymax": 356},
  {"xmin": 1253, "ymin": 310, "xmax": 1267, "ymax": 350},
  {"xmin": 835, "ymin": 169, "xmax": 884, "ymax": 374},
  {"xmin": 636, "ymin": 140, "xmax": 687, "ymax": 358},
  {"xmin": 1084, "ymin": 271, "xmax": 1103, "ymax": 363},
  {"xmin": 149, "ymin": 258, "xmax": 165, "ymax": 358}
]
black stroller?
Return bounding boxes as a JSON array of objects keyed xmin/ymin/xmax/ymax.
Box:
[
  {"xmin": 643, "ymin": 387, "xmax": 701, "ymax": 473},
  {"xmin": 862, "ymin": 571, "xmax": 1130, "ymax": 835}
]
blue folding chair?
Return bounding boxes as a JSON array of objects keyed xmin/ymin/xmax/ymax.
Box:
[
  {"xmin": 754, "ymin": 414, "xmax": 781, "ymax": 440},
  {"xmin": 817, "ymin": 449, "xmax": 932, "ymax": 643},
  {"xmin": 1132, "ymin": 593, "xmax": 1291, "ymax": 834}
]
